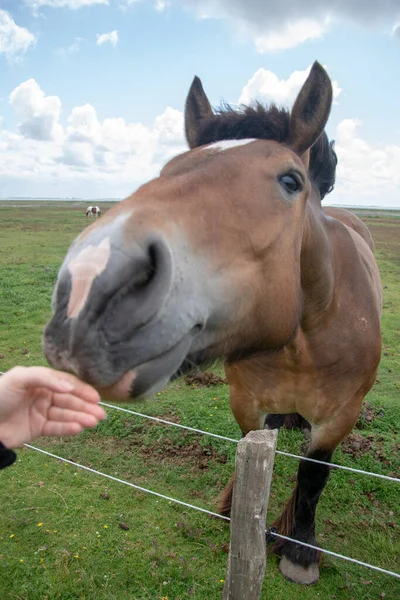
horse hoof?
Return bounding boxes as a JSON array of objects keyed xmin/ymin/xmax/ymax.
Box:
[{"xmin": 279, "ymin": 556, "xmax": 319, "ymax": 585}]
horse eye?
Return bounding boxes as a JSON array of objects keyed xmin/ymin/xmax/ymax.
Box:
[{"xmin": 279, "ymin": 173, "xmax": 302, "ymax": 194}]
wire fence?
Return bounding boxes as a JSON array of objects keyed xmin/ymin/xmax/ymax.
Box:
[
  {"xmin": 1, "ymin": 369, "xmax": 399, "ymax": 580},
  {"xmin": 24, "ymin": 442, "xmax": 400, "ymax": 580},
  {"xmin": 99, "ymin": 401, "xmax": 400, "ymax": 483}
]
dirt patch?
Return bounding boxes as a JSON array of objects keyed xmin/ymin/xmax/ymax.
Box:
[
  {"xmin": 140, "ymin": 437, "xmax": 228, "ymax": 470},
  {"xmin": 355, "ymin": 401, "xmax": 384, "ymax": 429},
  {"xmin": 341, "ymin": 432, "xmax": 399, "ymax": 475},
  {"xmin": 43, "ymin": 411, "xmax": 230, "ymax": 473},
  {"xmin": 185, "ymin": 371, "xmax": 227, "ymax": 387},
  {"xmin": 341, "ymin": 433, "xmax": 374, "ymax": 458},
  {"xmin": 155, "ymin": 413, "xmax": 181, "ymax": 424}
]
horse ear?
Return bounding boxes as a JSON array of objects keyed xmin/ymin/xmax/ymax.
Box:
[
  {"xmin": 185, "ymin": 76, "xmax": 213, "ymax": 149},
  {"xmin": 289, "ymin": 61, "xmax": 333, "ymax": 156}
]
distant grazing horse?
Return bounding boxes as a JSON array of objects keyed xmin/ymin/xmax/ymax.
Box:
[
  {"xmin": 86, "ymin": 205, "xmax": 101, "ymax": 218},
  {"xmin": 43, "ymin": 62, "xmax": 382, "ymax": 584}
]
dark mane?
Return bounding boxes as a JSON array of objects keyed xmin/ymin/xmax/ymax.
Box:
[{"xmin": 194, "ymin": 102, "xmax": 337, "ymax": 199}]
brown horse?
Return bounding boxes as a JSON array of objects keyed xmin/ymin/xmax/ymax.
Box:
[{"xmin": 43, "ymin": 62, "xmax": 382, "ymax": 584}]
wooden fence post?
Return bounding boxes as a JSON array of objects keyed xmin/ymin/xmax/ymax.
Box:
[{"xmin": 223, "ymin": 429, "xmax": 278, "ymax": 600}]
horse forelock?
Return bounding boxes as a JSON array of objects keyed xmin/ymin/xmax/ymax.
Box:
[{"xmin": 193, "ymin": 103, "xmax": 337, "ymax": 200}]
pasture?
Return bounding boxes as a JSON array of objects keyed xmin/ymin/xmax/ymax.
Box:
[{"xmin": 0, "ymin": 200, "xmax": 399, "ymax": 599}]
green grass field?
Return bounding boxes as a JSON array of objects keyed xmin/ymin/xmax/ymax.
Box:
[{"xmin": 0, "ymin": 201, "xmax": 399, "ymax": 600}]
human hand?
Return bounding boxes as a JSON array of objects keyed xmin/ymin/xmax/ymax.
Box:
[{"xmin": 0, "ymin": 366, "xmax": 106, "ymax": 448}]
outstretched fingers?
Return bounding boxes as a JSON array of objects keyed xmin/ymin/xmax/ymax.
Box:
[
  {"xmin": 51, "ymin": 393, "xmax": 106, "ymax": 420},
  {"xmin": 47, "ymin": 403, "xmax": 106, "ymax": 427},
  {"xmin": 15, "ymin": 366, "xmax": 101, "ymax": 404},
  {"xmin": 42, "ymin": 421, "xmax": 84, "ymax": 438}
]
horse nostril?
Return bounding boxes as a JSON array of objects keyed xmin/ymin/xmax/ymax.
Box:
[
  {"xmin": 133, "ymin": 243, "xmax": 157, "ymax": 290},
  {"xmin": 101, "ymin": 235, "xmax": 174, "ymax": 340}
]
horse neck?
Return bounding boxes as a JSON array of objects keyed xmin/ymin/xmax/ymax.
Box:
[{"xmin": 300, "ymin": 192, "xmax": 335, "ymax": 328}]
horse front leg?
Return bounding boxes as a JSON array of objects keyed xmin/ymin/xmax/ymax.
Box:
[
  {"xmin": 272, "ymin": 445, "xmax": 333, "ymax": 585},
  {"xmin": 271, "ymin": 406, "xmax": 362, "ymax": 585}
]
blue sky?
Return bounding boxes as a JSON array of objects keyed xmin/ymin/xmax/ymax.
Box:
[{"xmin": 0, "ymin": 0, "xmax": 399, "ymax": 206}]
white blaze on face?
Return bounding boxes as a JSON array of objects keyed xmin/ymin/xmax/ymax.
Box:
[
  {"xmin": 67, "ymin": 238, "xmax": 111, "ymax": 318},
  {"xmin": 203, "ymin": 138, "xmax": 257, "ymax": 152}
]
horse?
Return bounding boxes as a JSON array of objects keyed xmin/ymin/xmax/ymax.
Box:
[
  {"xmin": 86, "ymin": 205, "xmax": 101, "ymax": 218},
  {"xmin": 43, "ymin": 62, "xmax": 382, "ymax": 585}
]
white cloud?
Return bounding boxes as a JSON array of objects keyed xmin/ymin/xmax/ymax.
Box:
[
  {"xmin": 59, "ymin": 141, "xmax": 95, "ymax": 168},
  {"xmin": 155, "ymin": 0, "xmax": 170, "ymax": 10},
  {"xmin": 24, "ymin": 0, "xmax": 109, "ymax": 9},
  {"xmin": 9, "ymin": 79, "xmax": 63, "ymax": 142},
  {"xmin": 61, "ymin": 103, "xmax": 185, "ymax": 176},
  {"xmin": 21, "ymin": 1, "xmax": 400, "ymax": 52},
  {"xmin": 254, "ymin": 18, "xmax": 329, "ymax": 52},
  {"xmin": 239, "ymin": 65, "xmax": 342, "ymax": 107},
  {"xmin": 334, "ymin": 119, "xmax": 400, "ymax": 205},
  {"xmin": 0, "ymin": 9, "xmax": 36, "ymax": 58},
  {"xmin": 0, "ymin": 78, "xmax": 186, "ymax": 197},
  {"xmin": 1, "ymin": 75, "xmax": 400, "ymax": 207},
  {"xmin": 123, "ymin": 0, "xmax": 169, "ymax": 9},
  {"xmin": 153, "ymin": 107, "xmax": 185, "ymax": 146},
  {"xmin": 56, "ymin": 37, "xmax": 85, "ymax": 56},
  {"xmin": 67, "ymin": 104, "xmax": 102, "ymax": 145},
  {"xmin": 96, "ymin": 30, "xmax": 119, "ymax": 46},
  {"xmin": 168, "ymin": 0, "xmax": 400, "ymax": 52}
]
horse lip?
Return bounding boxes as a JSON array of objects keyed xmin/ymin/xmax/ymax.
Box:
[
  {"xmin": 98, "ymin": 328, "xmax": 198, "ymax": 400},
  {"xmin": 97, "ymin": 370, "xmax": 136, "ymax": 399}
]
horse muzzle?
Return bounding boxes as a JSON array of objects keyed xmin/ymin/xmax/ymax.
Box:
[{"xmin": 42, "ymin": 220, "xmax": 219, "ymax": 399}]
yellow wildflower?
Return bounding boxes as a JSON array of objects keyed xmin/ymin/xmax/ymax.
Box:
[
  {"xmin": 37, "ymin": 523, "xmax": 43, "ymax": 527},
  {"xmin": 10, "ymin": 534, "xmax": 14, "ymax": 539}
]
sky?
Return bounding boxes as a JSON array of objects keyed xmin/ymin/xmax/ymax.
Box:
[{"xmin": 0, "ymin": 1, "xmax": 399, "ymax": 207}]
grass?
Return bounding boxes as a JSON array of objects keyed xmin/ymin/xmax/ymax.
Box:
[{"xmin": 0, "ymin": 201, "xmax": 399, "ymax": 599}]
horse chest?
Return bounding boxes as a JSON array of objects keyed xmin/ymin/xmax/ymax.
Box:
[{"xmin": 225, "ymin": 351, "xmax": 318, "ymax": 416}]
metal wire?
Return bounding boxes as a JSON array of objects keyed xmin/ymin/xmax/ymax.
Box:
[
  {"xmin": 24, "ymin": 444, "xmax": 229, "ymax": 521},
  {"xmin": 99, "ymin": 401, "xmax": 400, "ymax": 483},
  {"xmin": 0, "ymin": 369, "xmax": 398, "ymax": 481},
  {"xmin": 0, "ymin": 370, "xmax": 398, "ymax": 481},
  {"xmin": 1, "ymin": 367, "xmax": 399, "ymax": 579},
  {"xmin": 24, "ymin": 443, "xmax": 400, "ymax": 580}
]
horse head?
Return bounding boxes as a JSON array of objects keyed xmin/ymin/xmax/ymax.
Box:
[{"xmin": 43, "ymin": 62, "xmax": 333, "ymax": 399}]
